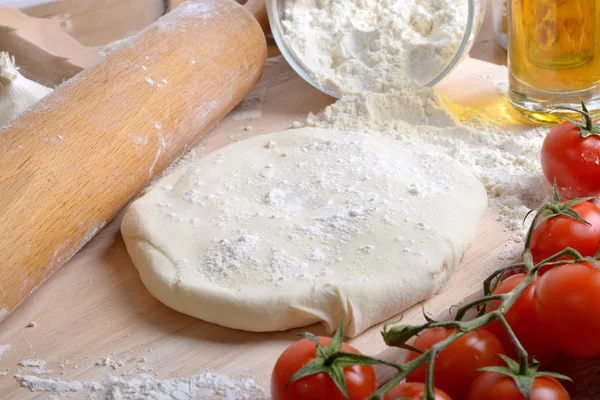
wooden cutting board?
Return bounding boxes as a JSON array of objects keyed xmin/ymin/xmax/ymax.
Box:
[{"xmin": 0, "ymin": 18, "xmax": 599, "ymax": 400}]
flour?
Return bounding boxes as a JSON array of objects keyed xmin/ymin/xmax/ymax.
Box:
[
  {"xmin": 15, "ymin": 370, "xmax": 268, "ymax": 399},
  {"xmin": 19, "ymin": 359, "xmax": 46, "ymax": 368},
  {"xmin": 301, "ymin": 85, "xmax": 548, "ymax": 259},
  {"xmin": 282, "ymin": 0, "xmax": 469, "ymax": 94},
  {"xmin": 28, "ymin": 368, "xmax": 53, "ymax": 375},
  {"xmin": 0, "ymin": 344, "xmax": 10, "ymax": 357},
  {"xmin": 95, "ymin": 356, "xmax": 124, "ymax": 370},
  {"xmin": 144, "ymin": 77, "xmax": 156, "ymax": 87},
  {"xmin": 97, "ymin": 36, "xmax": 134, "ymax": 57}
]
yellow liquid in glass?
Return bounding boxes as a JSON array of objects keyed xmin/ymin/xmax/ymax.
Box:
[{"xmin": 510, "ymin": 0, "xmax": 600, "ymax": 92}]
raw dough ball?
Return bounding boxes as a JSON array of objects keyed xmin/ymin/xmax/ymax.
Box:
[{"xmin": 121, "ymin": 128, "xmax": 487, "ymax": 337}]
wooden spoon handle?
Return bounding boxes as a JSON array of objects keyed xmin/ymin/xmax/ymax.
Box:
[{"xmin": 0, "ymin": 0, "xmax": 267, "ymax": 323}]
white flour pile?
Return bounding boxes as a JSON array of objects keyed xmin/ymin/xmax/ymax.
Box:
[
  {"xmin": 282, "ymin": 0, "xmax": 469, "ymax": 93},
  {"xmin": 0, "ymin": 344, "xmax": 10, "ymax": 377},
  {"xmin": 19, "ymin": 359, "xmax": 46, "ymax": 368},
  {"xmin": 0, "ymin": 344, "xmax": 10, "ymax": 357},
  {"xmin": 298, "ymin": 85, "xmax": 549, "ymax": 260},
  {"xmin": 14, "ymin": 370, "xmax": 268, "ymax": 399}
]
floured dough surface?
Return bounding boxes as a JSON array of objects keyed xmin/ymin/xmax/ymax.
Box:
[{"xmin": 121, "ymin": 128, "xmax": 487, "ymax": 336}]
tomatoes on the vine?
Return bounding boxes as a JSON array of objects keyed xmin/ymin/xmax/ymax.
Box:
[
  {"xmin": 271, "ymin": 337, "xmax": 376, "ymax": 400},
  {"xmin": 405, "ymin": 327, "xmax": 505, "ymax": 400},
  {"xmin": 485, "ymin": 274, "xmax": 557, "ymax": 366},
  {"xmin": 541, "ymin": 108, "xmax": 600, "ymax": 199},
  {"xmin": 384, "ymin": 382, "xmax": 452, "ymax": 400},
  {"xmin": 466, "ymin": 372, "xmax": 570, "ymax": 400},
  {"xmin": 529, "ymin": 200, "xmax": 600, "ymax": 267},
  {"xmin": 533, "ymin": 261, "xmax": 600, "ymax": 358}
]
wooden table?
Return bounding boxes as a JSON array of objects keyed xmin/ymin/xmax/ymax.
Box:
[{"xmin": 0, "ymin": 1, "xmax": 599, "ymax": 399}]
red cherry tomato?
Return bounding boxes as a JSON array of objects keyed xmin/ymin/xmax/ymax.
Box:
[
  {"xmin": 485, "ymin": 274, "xmax": 558, "ymax": 367},
  {"xmin": 466, "ymin": 372, "xmax": 570, "ymax": 400},
  {"xmin": 271, "ymin": 337, "xmax": 376, "ymax": 400},
  {"xmin": 384, "ymin": 382, "xmax": 452, "ymax": 400},
  {"xmin": 530, "ymin": 201, "xmax": 600, "ymax": 268},
  {"xmin": 405, "ymin": 328, "xmax": 504, "ymax": 400},
  {"xmin": 541, "ymin": 119, "xmax": 600, "ymax": 199},
  {"xmin": 533, "ymin": 261, "xmax": 600, "ymax": 358}
]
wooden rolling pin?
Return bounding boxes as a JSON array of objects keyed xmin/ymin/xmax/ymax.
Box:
[{"xmin": 0, "ymin": 0, "xmax": 267, "ymax": 322}]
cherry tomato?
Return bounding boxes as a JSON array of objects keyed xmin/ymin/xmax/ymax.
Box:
[
  {"xmin": 271, "ymin": 337, "xmax": 376, "ymax": 400},
  {"xmin": 533, "ymin": 261, "xmax": 600, "ymax": 358},
  {"xmin": 541, "ymin": 118, "xmax": 600, "ymax": 199},
  {"xmin": 384, "ymin": 382, "xmax": 452, "ymax": 400},
  {"xmin": 530, "ymin": 201, "xmax": 600, "ymax": 268},
  {"xmin": 466, "ymin": 372, "xmax": 570, "ymax": 400},
  {"xmin": 405, "ymin": 328, "xmax": 504, "ymax": 400},
  {"xmin": 485, "ymin": 274, "xmax": 558, "ymax": 367}
]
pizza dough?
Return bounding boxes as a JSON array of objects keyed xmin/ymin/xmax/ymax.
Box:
[{"xmin": 121, "ymin": 128, "xmax": 487, "ymax": 337}]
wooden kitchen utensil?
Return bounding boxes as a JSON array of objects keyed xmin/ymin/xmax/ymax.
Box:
[
  {"xmin": 0, "ymin": 0, "xmax": 268, "ymax": 87},
  {"xmin": 0, "ymin": 7, "xmax": 99, "ymax": 87},
  {"xmin": 0, "ymin": 0, "xmax": 267, "ymax": 322}
]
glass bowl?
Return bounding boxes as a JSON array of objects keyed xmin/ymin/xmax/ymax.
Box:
[{"xmin": 267, "ymin": 0, "xmax": 486, "ymax": 98}]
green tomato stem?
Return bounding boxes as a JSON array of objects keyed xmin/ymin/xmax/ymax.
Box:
[
  {"xmin": 454, "ymin": 294, "xmax": 505, "ymax": 321},
  {"xmin": 496, "ymin": 313, "xmax": 529, "ymax": 375},
  {"xmin": 425, "ymin": 350, "xmax": 437, "ymax": 400},
  {"xmin": 550, "ymin": 103, "xmax": 594, "ymax": 131}
]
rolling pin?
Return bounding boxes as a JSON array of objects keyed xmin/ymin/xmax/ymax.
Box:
[{"xmin": 0, "ymin": 0, "xmax": 267, "ymax": 322}]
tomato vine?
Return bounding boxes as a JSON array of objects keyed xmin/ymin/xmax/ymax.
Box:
[{"xmin": 287, "ymin": 183, "xmax": 595, "ymax": 400}]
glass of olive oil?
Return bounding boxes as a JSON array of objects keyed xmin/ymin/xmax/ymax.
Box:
[{"xmin": 508, "ymin": 0, "xmax": 600, "ymax": 123}]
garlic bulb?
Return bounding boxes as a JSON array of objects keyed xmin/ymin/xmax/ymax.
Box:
[{"xmin": 0, "ymin": 52, "xmax": 53, "ymax": 127}]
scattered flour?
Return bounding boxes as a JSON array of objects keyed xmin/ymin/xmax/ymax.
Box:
[
  {"xmin": 300, "ymin": 85, "xmax": 548, "ymax": 260},
  {"xmin": 43, "ymin": 136, "xmax": 64, "ymax": 144},
  {"xmin": 282, "ymin": 0, "xmax": 470, "ymax": 94},
  {"xmin": 0, "ymin": 344, "xmax": 10, "ymax": 357},
  {"xmin": 19, "ymin": 359, "xmax": 46, "ymax": 368},
  {"xmin": 97, "ymin": 36, "xmax": 134, "ymax": 57},
  {"xmin": 144, "ymin": 77, "xmax": 156, "ymax": 87},
  {"xmin": 15, "ymin": 375, "xmax": 95, "ymax": 393},
  {"xmin": 95, "ymin": 356, "xmax": 124, "ymax": 370},
  {"xmin": 15, "ymin": 370, "xmax": 268, "ymax": 399},
  {"xmin": 29, "ymin": 368, "xmax": 52, "ymax": 375}
]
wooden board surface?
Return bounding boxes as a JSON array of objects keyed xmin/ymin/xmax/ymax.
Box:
[{"xmin": 1, "ymin": 6, "xmax": 599, "ymax": 399}]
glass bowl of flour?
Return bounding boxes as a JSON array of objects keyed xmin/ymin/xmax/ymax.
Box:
[{"xmin": 268, "ymin": 0, "xmax": 485, "ymax": 97}]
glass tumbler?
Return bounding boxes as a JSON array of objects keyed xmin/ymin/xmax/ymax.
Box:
[{"xmin": 508, "ymin": 0, "xmax": 600, "ymax": 123}]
